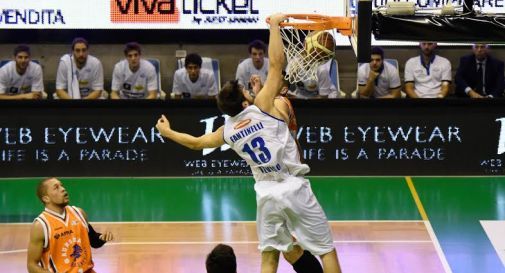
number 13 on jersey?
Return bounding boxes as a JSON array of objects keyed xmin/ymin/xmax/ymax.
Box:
[{"xmin": 241, "ymin": 137, "xmax": 271, "ymax": 164}]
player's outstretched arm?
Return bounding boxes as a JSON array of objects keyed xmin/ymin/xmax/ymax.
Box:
[
  {"xmin": 156, "ymin": 114, "xmax": 225, "ymax": 150},
  {"xmin": 255, "ymin": 13, "xmax": 286, "ymax": 113}
]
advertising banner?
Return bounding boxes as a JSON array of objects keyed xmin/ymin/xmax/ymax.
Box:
[
  {"xmin": 0, "ymin": 0, "xmax": 342, "ymax": 29},
  {"xmin": 0, "ymin": 100, "xmax": 504, "ymax": 177}
]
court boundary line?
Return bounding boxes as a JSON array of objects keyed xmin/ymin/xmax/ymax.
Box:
[
  {"xmin": 405, "ymin": 176, "xmax": 453, "ymax": 273},
  {"xmin": 406, "ymin": 176, "xmax": 428, "ymax": 220},
  {"xmin": 424, "ymin": 221, "xmax": 454, "ymax": 273}
]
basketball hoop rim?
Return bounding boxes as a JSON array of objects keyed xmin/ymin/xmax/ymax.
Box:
[{"xmin": 266, "ymin": 14, "xmax": 351, "ymax": 31}]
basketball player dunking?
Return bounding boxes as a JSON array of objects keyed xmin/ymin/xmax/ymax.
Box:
[{"xmin": 156, "ymin": 13, "xmax": 343, "ymax": 273}]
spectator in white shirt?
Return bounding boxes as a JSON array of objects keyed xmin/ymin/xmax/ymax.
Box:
[
  {"xmin": 0, "ymin": 45, "xmax": 44, "ymax": 100},
  {"xmin": 404, "ymin": 42, "xmax": 451, "ymax": 98},
  {"xmin": 56, "ymin": 37, "xmax": 104, "ymax": 99},
  {"xmin": 172, "ymin": 53, "xmax": 217, "ymax": 99},
  {"xmin": 236, "ymin": 40, "xmax": 269, "ymax": 91},
  {"xmin": 358, "ymin": 47, "xmax": 401, "ymax": 99},
  {"xmin": 111, "ymin": 42, "xmax": 158, "ymax": 99}
]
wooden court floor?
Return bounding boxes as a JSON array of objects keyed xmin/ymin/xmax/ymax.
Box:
[
  {"xmin": 1, "ymin": 176, "xmax": 504, "ymax": 273},
  {"xmin": 1, "ymin": 221, "xmax": 446, "ymax": 273}
]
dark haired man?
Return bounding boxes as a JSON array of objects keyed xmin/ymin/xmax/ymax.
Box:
[
  {"xmin": 236, "ymin": 39, "xmax": 269, "ymax": 91},
  {"xmin": 56, "ymin": 37, "xmax": 104, "ymax": 99},
  {"xmin": 172, "ymin": 53, "xmax": 218, "ymax": 99},
  {"xmin": 358, "ymin": 46, "xmax": 401, "ymax": 98},
  {"xmin": 0, "ymin": 45, "xmax": 44, "ymax": 100},
  {"xmin": 111, "ymin": 42, "xmax": 158, "ymax": 99},
  {"xmin": 156, "ymin": 13, "xmax": 343, "ymax": 273}
]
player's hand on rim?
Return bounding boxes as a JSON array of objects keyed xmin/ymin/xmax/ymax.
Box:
[{"xmin": 268, "ymin": 13, "xmax": 287, "ymax": 25}]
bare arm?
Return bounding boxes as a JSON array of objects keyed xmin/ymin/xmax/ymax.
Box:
[
  {"xmin": 0, "ymin": 93, "xmax": 42, "ymax": 100},
  {"xmin": 146, "ymin": 90, "xmax": 158, "ymax": 99},
  {"xmin": 378, "ymin": 87, "xmax": 401, "ymax": 99},
  {"xmin": 404, "ymin": 82, "xmax": 418, "ymax": 98},
  {"xmin": 156, "ymin": 115, "xmax": 225, "ymax": 150},
  {"xmin": 27, "ymin": 222, "xmax": 51, "ymax": 273},
  {"xmin": 83, "ymin": 90, "xmax": 102, "ymax": 100},
  {"xmin": 439, "ymin": 82, "xmax": 450, "ymax": 98},
  {"xmin": 56, "ymin": 89, "xmax": 72, "ymax": 99},
  {"xmin": 254, "ymin": 13, "xmax": 286, "ymax": 114},
  {"xmin": 358, "ymin": 70, "xmax": 379, "ymax": 98},
  {"xmin": 273, "ymin": 97, "xmax": 290, "ymax": 123},
  {"xmin": 358, "ymin": 82, "xmax": 375, "ymax": 98},
  {"xmin": 110, "ymin": 90, "xmax": 121, "ymax": 99}
]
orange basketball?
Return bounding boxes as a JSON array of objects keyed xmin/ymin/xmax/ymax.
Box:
[{"xmin": 304, "ymin": 31, "xmax": 335, "ymax": 59}]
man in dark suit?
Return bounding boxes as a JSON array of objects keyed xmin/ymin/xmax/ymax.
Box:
[{"xmin": 455, "ymin": 44, "xmax": 505, "ymax": 98}]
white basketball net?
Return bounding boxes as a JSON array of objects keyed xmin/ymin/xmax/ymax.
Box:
[{"xmin": 280, "ymin": 28, "xmax": 337, "ymax": 84}]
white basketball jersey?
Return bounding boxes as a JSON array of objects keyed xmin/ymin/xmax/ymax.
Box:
[
  {"xmin": 172, "ymin": 68, "xmax": 217, "ymax": 98},
  {"xmin": 56, "ymin": 55, "xmax": 103, "ymax": 98},
  {"xmin": 0, "ymin": 61, "xmax": 44, "ymax": 94},
  {"xmin": 111, "ymin": 59, "xmax": 157, "ymax": 99},
  {"xmin": 223, "ymin": 105, "xmax": 309, "ymax": 182}
]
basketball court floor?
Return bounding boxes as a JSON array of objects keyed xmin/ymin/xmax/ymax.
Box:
[{"xmin": 1, "ymin": 176, "xmax": 504, "ymax": 273}]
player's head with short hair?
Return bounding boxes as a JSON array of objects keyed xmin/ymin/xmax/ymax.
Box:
[
  {"xmin": 419, "ymin": 42, "xmax": 437, "ymax": 57},
  {"xmin": 248, "ymin": 40, "xmax": 267, "ymax": 69},
  {"xmin": 205, "ymin": 244, "xmax": 237, "ymax": 273},
  {"xmin": 248, "ymin": 40, "xmax": 267, "ymax": 54},
  {"xmin": 13, "ymin": 44, "xmax": 31, "ymax": 72},
  {"xmin": 185, "ymin": 53, "xmax": 202, "ymax": 82},
  {"xmin": 124, "ymin": 42, "xmax": 142, "ymax": 56},
  {"xmin": 370, "ymin": 46, "xmax": 384, "ymax": 71},
  {"xmin": 71, "ymin": 37, "xmax": 89, "ymax": 66},
  {"xmin": 371, "ymin": 46, "xmax": 384, "ymax": 60},
  {"xmin": 13, "ymin": 44, "xmax": 30, "ymax": 57},
  {"xmin": 71, "ymin": 37, "xmax": 89, "ymax": 51},
  {"xmin": 185, "ymin": 53, "xmax": 202, "ymax": 68},
  {"xmin": 218, "ymin": 80, "xmax": 247, "ymax": 117},
  {"xmin": 124, "ymin": 42, "xmax": 142, "ymax": 70},
  {"xmin": 36, "ymin": 177, "xmax": 69, "ymax": 207}
]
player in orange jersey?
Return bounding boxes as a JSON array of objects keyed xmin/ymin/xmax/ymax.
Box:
[{"xmin": 27, "ymin": 177, "xmax": 113, "ymax": 273}]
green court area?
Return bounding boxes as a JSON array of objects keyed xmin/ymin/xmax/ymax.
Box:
[{"xmin": 1, "ymin": 176, "xmax": 504, "ymax": 273}]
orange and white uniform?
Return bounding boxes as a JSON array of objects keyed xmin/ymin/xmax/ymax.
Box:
[
  {"xmin": 34, "ymin": 206, "xmax": 94, "ymax": 273},
  {"xmin": 276, "ymin": 96, "xmax": 298, "ymax": 137}
]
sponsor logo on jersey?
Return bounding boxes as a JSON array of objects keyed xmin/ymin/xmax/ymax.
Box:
[
  {"xmin": 234, "ymin": 119, "xmax": 251, "ymax": 130},
  {"xmin": 54, "ymin": 229, "xmax": 73, "ymax": 240}
]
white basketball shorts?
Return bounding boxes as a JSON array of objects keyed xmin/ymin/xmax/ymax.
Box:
[{"xmin": 254, "ymin": 176, "xmax": 334, "ymax": 256}]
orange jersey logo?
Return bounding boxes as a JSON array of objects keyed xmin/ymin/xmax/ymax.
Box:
[
  {"xmin": 111, "ymin": 0, "xmax": 180, "ymax": 23},
  {"xmin": 234, "ymin": 119, "xmax": 252, "ymax": 130}
]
